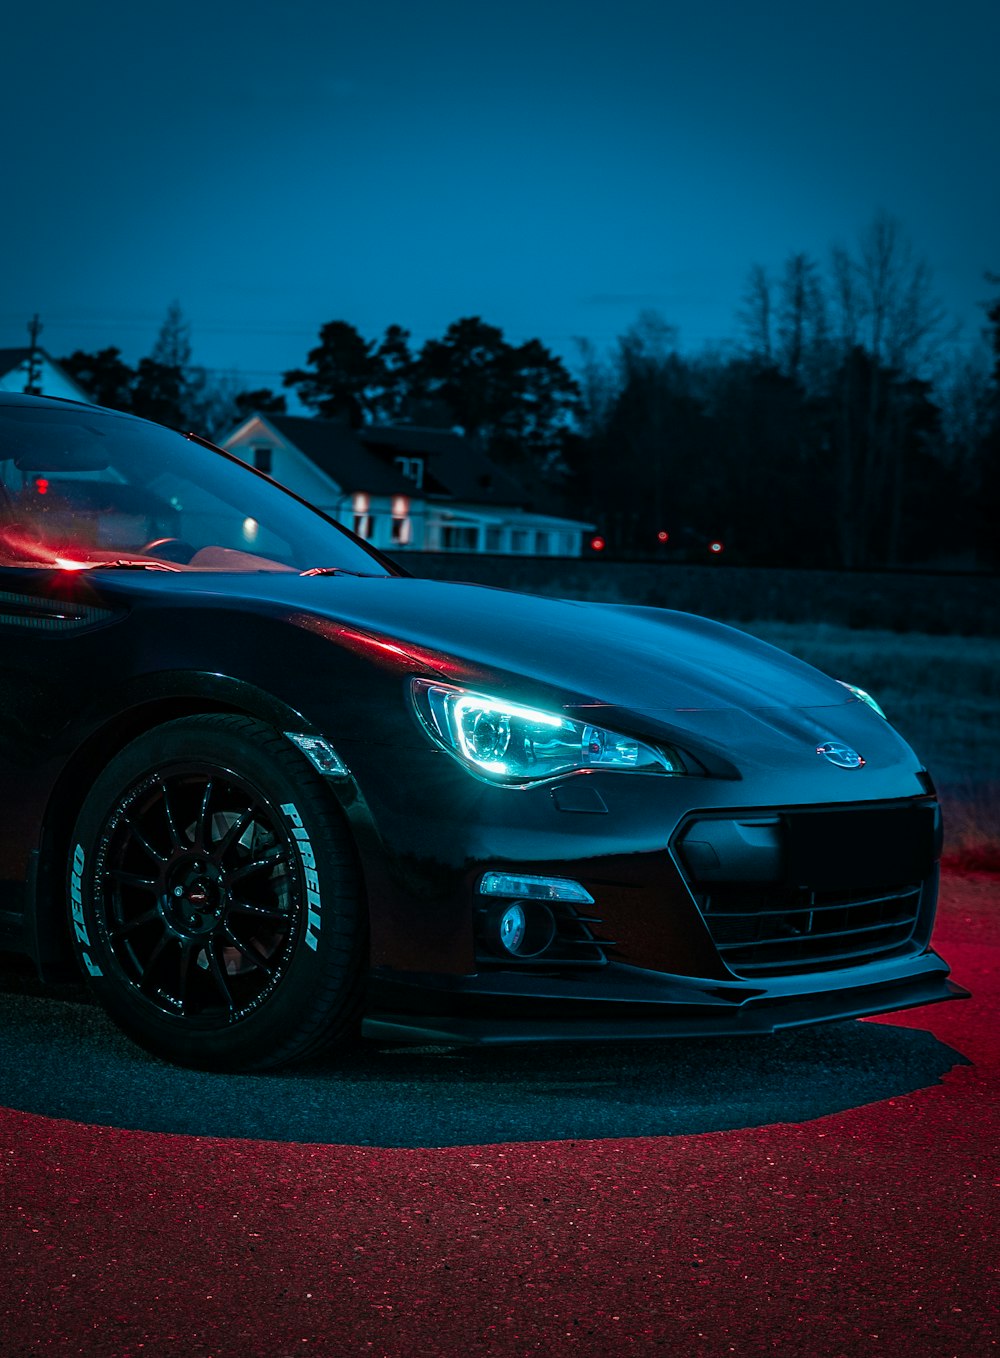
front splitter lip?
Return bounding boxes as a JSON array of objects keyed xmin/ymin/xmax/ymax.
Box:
[{"xmin": 362, "ymin": 954, "xmax": 969, "ymax": 1046}]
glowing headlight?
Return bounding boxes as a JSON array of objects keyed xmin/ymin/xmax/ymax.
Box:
[
  {"xmin": 837, "ymin": 681, "xmax": 888, "ymax": 720},
  {"xmin": 411, "ymin": 679, "xmax": 683, "ymax": 784}
]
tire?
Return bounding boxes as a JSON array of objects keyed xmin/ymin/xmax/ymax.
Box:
[{"xmin": 67, "ymin": 714, "xmax": 366, "ymax": 1072}]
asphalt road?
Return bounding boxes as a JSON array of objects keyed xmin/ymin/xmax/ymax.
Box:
[{"xmin": 1, "ymin": 871, "xmax": 996, "ymax": 1357}]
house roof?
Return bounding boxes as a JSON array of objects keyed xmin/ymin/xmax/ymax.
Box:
[
  {"xmin": 264, "ymin": 415, "xmax": 415, "ymax": 496},
  {"xmin": 360, "ymin": 425, "xmax": 467, "ymax": 456},
  {"xmin": 0, "ymin": 348, "xmax": 31, "ymax": 371},
  {"xmin": 0, "ymin": 347, "xmax": 91, "ymax": 399},
  {"xmin": 360, "ymin": 425, "xmax": 528, "ymax": 507},
  {"xmin": 264, "ymin": 415, "xmax": 530, "ymax": 507}
]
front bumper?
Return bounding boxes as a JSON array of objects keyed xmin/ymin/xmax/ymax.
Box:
[
  {"xmin": 363, "ymin": 953, "xmax": 968, "ymax": 1044},
  {"xmin": 331, "ymin": 730, "xmax": 966, "ymax": 1043}
]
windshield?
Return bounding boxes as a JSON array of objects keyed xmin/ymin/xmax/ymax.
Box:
[{"xmin": 0, "ymin": 402, "xmax": 392, "ymax": 575}]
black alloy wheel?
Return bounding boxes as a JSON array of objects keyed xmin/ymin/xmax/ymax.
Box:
[{"xmin": 68, "ymin": 714, "xmax": 366, "ymax": 1071}]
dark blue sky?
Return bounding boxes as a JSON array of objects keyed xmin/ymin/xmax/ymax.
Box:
[{"xmin": 2, "ymin": 0, "xmax": 997, "ymax": 388}]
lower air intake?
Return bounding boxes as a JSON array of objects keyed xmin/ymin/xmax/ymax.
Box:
[
  {"xmin": 697, "ymin": 880, "xmax": 924, "ymax": 977},
  {"xmin": 674, "ymin": 803, "xmax": 937, "ymax": 978}
]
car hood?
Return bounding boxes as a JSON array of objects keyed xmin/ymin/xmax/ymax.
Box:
[
  {"xmin": 348, "ymin": 579, "xmax": 849, "ymax": 711},
  {"xmin": 277, "ymin": 576, "xmax": 913, "ymax": 779},
  {"xmin": 116, "ymin": 572, "xmax": 853, "ymax": 716}
]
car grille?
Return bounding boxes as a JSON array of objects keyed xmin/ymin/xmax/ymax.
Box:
[
  {"xmin": 674, "ymin": 803, "xmax": 936, "ymax": 978},
  {"xmin": 696, "ymin": 880, "xmax": 923, "ymax": 977}
]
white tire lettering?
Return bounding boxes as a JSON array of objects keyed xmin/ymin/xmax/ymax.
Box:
[
  {"xmin": 71, "ymin": 842, "xmax": 103, "ymax": 977},
  {"xmin": 280, "ymin": 801, "xmax": 303, "ymax": 828},
  {"xmin": 280, "ymin": 803, "xmax": 321, "ymax": 949}
]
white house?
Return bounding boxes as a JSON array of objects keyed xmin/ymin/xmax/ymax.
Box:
[
  {"xmin": 221, "ymin": 414, "xmax": 592, "ymax": 556},
  {"xmin": 0, "ymin": 348, "xmax": 90, "ymax": 402}
]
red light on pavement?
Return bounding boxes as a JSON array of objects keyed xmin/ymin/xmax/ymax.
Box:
[
  {"xmin": 590, "ymin": 535, "xmax": 606, "ymax": 552},
  {"xmin": 709, "ymin": 540, "xmax": 724, "ymax": 554},
  {"xmin": 35, "ymin": 478, "xmax": 49, "ymax": 495},
  {"xmin": 657, "ymin": 530, "xmax": 669, "ymax": 543}
]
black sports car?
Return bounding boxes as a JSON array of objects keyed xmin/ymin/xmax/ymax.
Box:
[{"xmin": 0, "ymin": 393, "xmax": 965, "ymax": 1070}]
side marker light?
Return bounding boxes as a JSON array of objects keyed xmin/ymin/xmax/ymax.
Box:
[{"xmin": 284, "ymin": 732, "xmax": 350, "ymax": 778}]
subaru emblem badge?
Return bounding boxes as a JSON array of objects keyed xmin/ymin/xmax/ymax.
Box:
[{"xmin": 817, "ymin": 742, "xmax": 865, "ymax": 769}]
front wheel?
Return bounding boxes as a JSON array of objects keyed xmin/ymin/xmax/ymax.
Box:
[{"xmin": 67, "ymin": 714, "xmax": 366, "ymax": 1071}]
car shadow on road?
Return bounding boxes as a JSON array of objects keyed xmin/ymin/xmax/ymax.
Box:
[{"xmin": 0, "ymin": 973, "xmax": 969, "ymax": 1146}]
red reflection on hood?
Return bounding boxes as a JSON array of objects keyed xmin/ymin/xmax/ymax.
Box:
[{"xmin": 291, "ymin": 614, "xmax": 476, "ymax": 680}]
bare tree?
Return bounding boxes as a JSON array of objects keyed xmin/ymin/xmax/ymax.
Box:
[
  {"xmin": 936, "ymin": 346, "xmax": 994, "ymax": 482},
  {"xmin": 825, "ymin": 216, "xmax": 955, "ymax": 565},
  {"xmin": 617, "ymin": 310, "xmax": 680, "ymax": 374},
  {"xmin": 151, "ymin": 300, "xmax": 193, "ymax": 372},
  {"xmin": 830, "ymin": 245, "xmax": 863, "ymax": 355},
  {"xmin": 736, "ymin": 264, "xmax": 773, "ymax": 365},
  {"xmin": 776, "ymin": 252, "xmax": 828, "ymax": 389},
  {"xmin": 572, "ymin": 337, "xmax": 617, "ymax": 439},
  {"xmin": 836, "ymin": 212, "xmax": 953, "ymax": 372}
]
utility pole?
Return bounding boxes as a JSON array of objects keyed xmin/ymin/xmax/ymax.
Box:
[{"xmin": 24, "ymin": 314, "xmax": 43, "ymax": 395}]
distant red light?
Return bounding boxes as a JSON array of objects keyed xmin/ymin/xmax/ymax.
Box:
[
  {"xmin": 590, "ymin": 535, "xmax": 606, "ymax": 552},
  {"xmin": 657, "ymin": 530, "xmax": 669, "ymax": 543},
  {"xmin": 35, "ymin": 477, "xmax": 49, "ymax": 495},
  {"xmin": 709, "ymin": 540, "xmax": 724, "ymax": 554}
]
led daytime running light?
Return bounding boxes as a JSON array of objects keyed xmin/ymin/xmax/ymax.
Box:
[
  {"xmin": 479, "ymin": 872, "xmax": 595, "ymax": 904},
  {"xmin": 411, "ymin": 679, "xmax": 682, "ymax": 784},
  {"xmin": 836, "ymin": 681, "xmax": 888, "ymax": 720}
]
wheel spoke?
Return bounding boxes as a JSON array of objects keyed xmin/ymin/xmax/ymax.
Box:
[
  {"xmin": 137, "ymin": 928, "xmax": 172, "ymax": 993},
  {"xmin": 206, "ymin": 939, "xmax": 236, "ymax": 1012},
  {"xmin": 222, "ymin": 927, "xmax": 276, "ymax": 974},
  {"xmin": 214, "ymin": 804, "xmax": 258, "ymax": 861},
  {"xmin": 228, "ymin": 900, "xmax": 290, "ymax": 923},
  {"xmin": 110, "ymin": 907, "xmax": 160, "ymax": 938},
  {"xmin": 227, "ymin": 847, "xmax": 289, "ymax": 884},
  {"xmin": 122, "ymin": 816, "xmax": 167, "ymax": 865},
  {"xmin": 195, "ymin": 779, "xmax": 214, "ymax": 851},
  {"xmin": 175, "ymin": 940, "xmax": 194, "ymax": 1010},
  {"xmin": 108, "ymin": 869, "xmax": 159, "ymax": 894},
  {"xmin": 159, "ymin": 779, "xmax": 184, "ymax": 849}
]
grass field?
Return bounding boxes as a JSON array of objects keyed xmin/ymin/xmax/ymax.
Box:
[{"xmin": 723, "ymin": 621, "xmax": 1000, "ymax": 868}]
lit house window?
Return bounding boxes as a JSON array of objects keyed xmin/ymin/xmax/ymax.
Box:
[
  {"xmin": 391, "ymin": 494, "xmax": 411, "ymax": 545},
  {"xmin": 353, "ymin": 491, "xmax": 372, "ymax": 540}
]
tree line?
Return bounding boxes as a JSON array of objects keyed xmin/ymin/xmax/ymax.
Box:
[{"xmin": 57, "ymin": 214, "xmax": 1000, "ymax": 571}]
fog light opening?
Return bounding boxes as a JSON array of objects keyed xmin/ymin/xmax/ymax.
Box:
[{"xmin": 485, "ymin": 900, "xmax": 557, "ymax": 959}]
